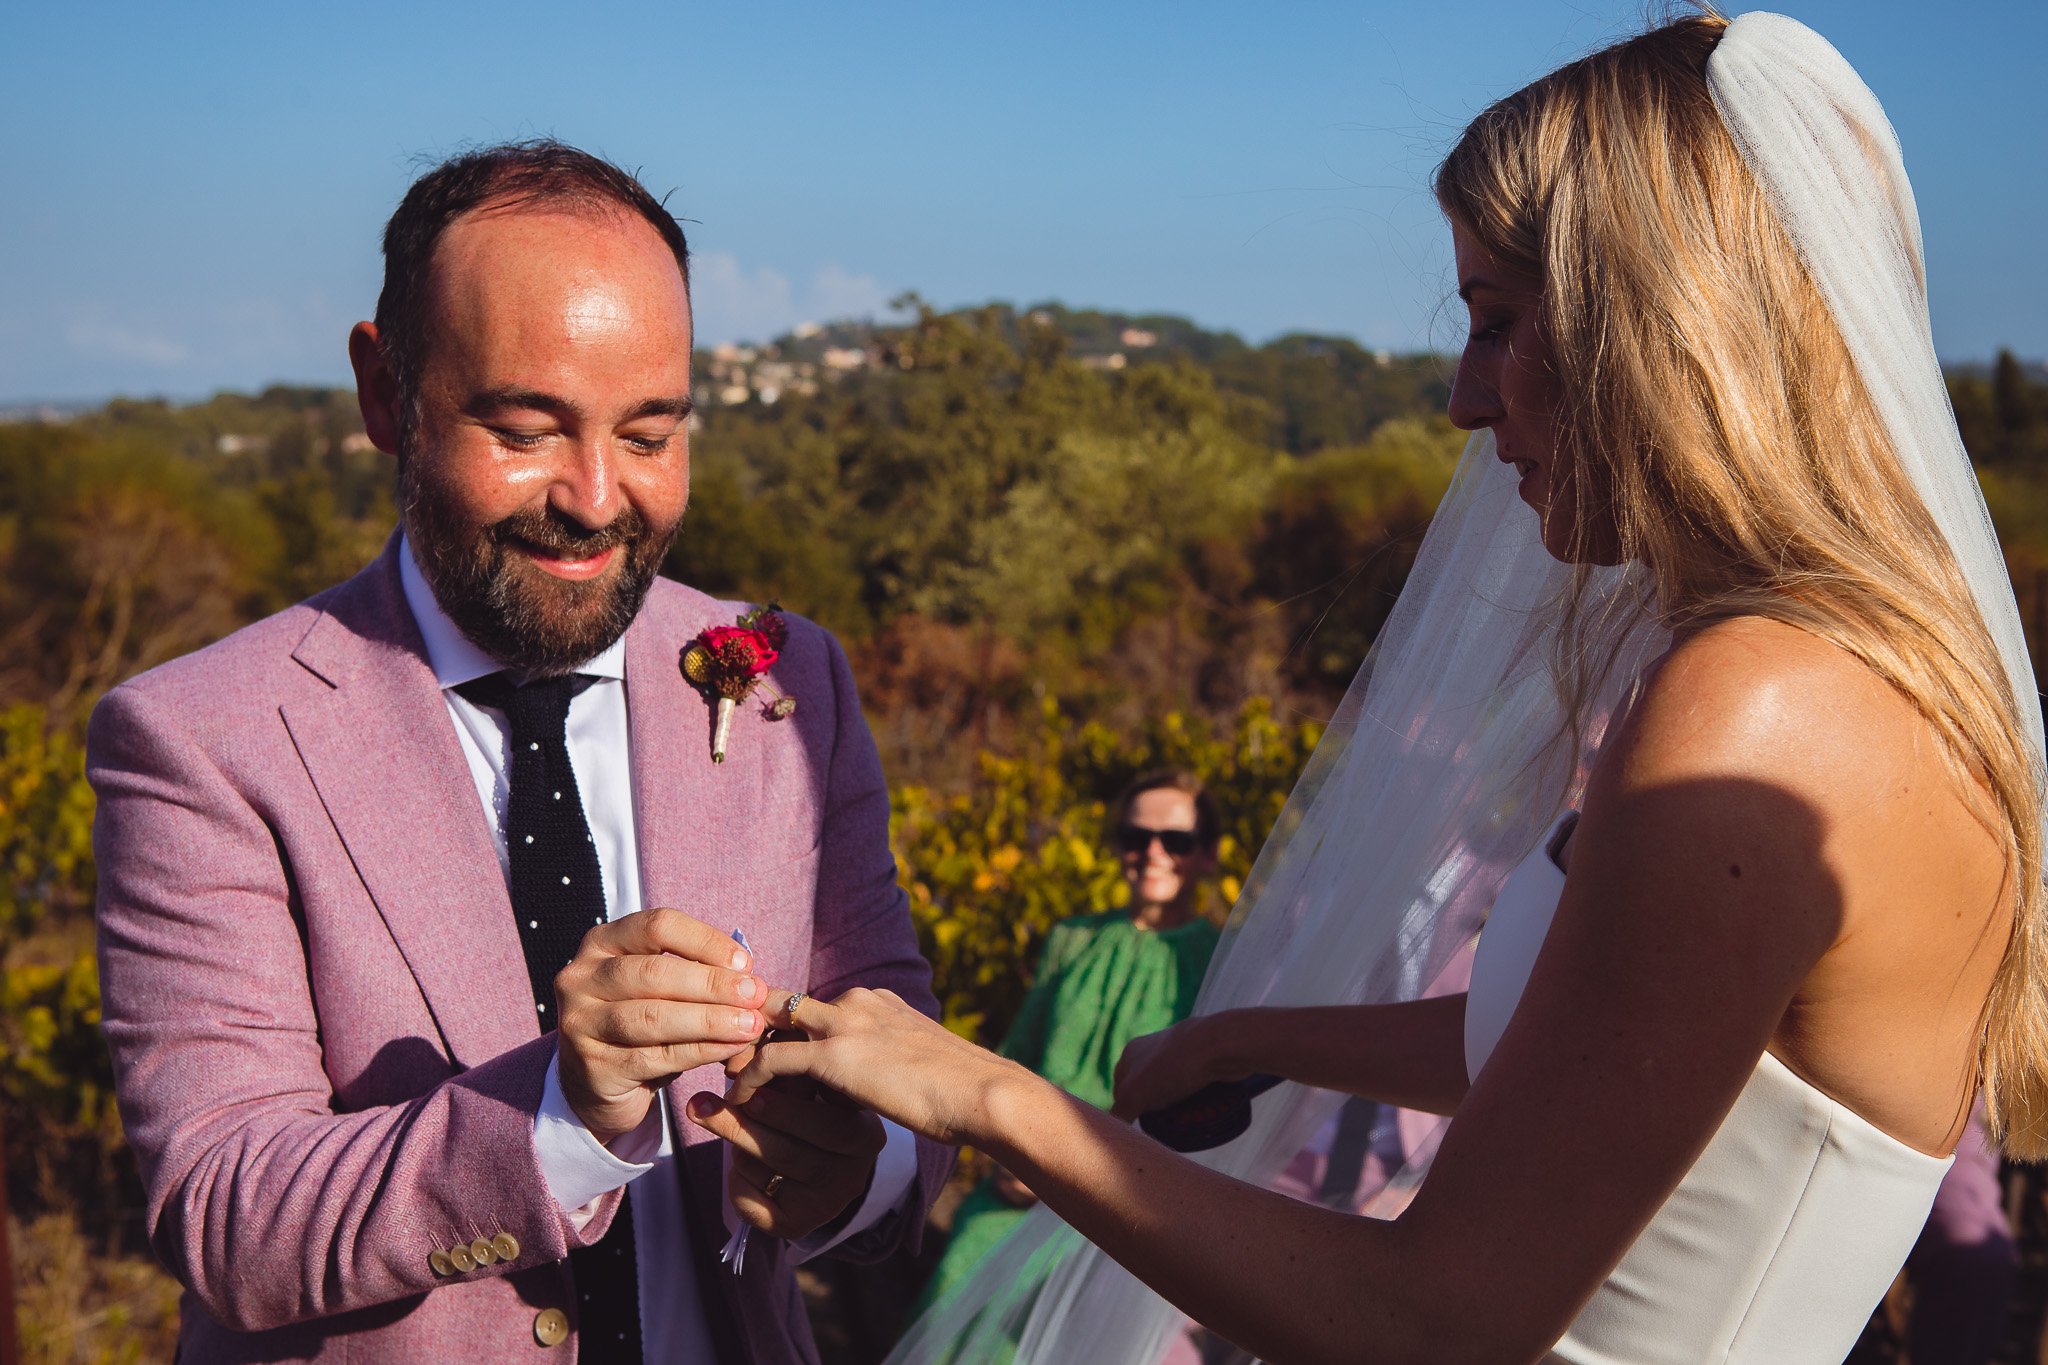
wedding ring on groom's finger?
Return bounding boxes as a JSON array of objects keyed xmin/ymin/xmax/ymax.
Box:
[{"xmin": 763, "ymin": 1173, "xmax": 786, "ymax": 1202}]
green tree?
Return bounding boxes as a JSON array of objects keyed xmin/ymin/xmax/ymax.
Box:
[{"xmin": 1996, "ymin": 349, "xmax": 2034, "ymax": 439}]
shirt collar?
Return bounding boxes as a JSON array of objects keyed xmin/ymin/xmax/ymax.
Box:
[{"xmin": 399, "ymin": 534, "xmax": 628, "ymax": 689}]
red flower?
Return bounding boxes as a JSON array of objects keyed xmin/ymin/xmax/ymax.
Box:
[{"xmin": 701, "ymin": 625, "xmax": 778, "ymax": 678}]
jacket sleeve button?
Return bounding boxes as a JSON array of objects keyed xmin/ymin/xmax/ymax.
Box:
[
  {"xmin": 448, "ymin": 1244, "xmax": 476, "ymax": 1273},
  {"xmin": 469, "ymin": 1238, "xmax": 498, "ymax": 1266},
  {"xmin": 428, "ymin": 1249, "xmax": 454, "ymax": 1276},
  {"xmin": 493, "ymin": 1231, "xmax": 521, "ymax": 1262},
  {"xmin": 534, "ymin": 1308, "xmax": 570, "ymax": 1346}
]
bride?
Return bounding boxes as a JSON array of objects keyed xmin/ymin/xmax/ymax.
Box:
[{"xmin": 699, "ymin": 13, "xmax": 2048, "ymax": 1362}]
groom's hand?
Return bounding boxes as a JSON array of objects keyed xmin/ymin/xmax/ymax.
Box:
[
  {"xmin": 554, "ymin": 908, "xmax": 769, "ymax": 1145},
  {"xmin": 684, "ymin": 1074, "xmax": 886, "ymax": 1241},
  {"xmin": 682, "ymin": 989, "xmax": 888, "ymax": 1239}
]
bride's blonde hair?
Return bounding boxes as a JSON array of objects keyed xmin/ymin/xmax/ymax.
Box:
[{"xmin": 1435, "ymin": 13, "xmax": 2048, "ymax": 1154}]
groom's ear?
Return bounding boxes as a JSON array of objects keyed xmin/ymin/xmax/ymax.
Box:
[{"xmin": 349, "ymin": 321, "xmax": 405, "ymax": 460}]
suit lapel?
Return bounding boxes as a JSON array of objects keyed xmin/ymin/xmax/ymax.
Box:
[
  {"xmin": 625, "ymin": 602, "xmax": 766, "ymax": 958},
  {"xmin": 281, "ymin": 541, "xmax": 536, "ymax": 1069}
]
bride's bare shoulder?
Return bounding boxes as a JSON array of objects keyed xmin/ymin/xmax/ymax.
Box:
[{"xmin": 1611, "ymin": 615, "xmax": 1935, "ymax": 800}]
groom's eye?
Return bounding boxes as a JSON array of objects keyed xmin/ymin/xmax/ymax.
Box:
[{"xmin": 620, "ymin": 430, "xmax": 677, "ymax": 456}]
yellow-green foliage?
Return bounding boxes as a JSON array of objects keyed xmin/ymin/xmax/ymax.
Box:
[
  {"xmin": 4, "ymin": 951, "xmax": 113, "ymax": 1143},
  {"xmin": 0, "ymin": 705, "xmax": 95, "ymax": 937},
  {"xmin": 892, "ymin": 697, "xmax": 1322, "ymax": 1043},
  {"xmin": 14, "ymin": 1208, "xmax": 180, "ymax": 1365},
  {"xmin": 0, "ymin": 704, "xmax": 120, "ymax": 1153},
  {"xmin": 0, "ymin": 710, "xmax": 223, "ymax": 1361},
  {"xmin": 1981, "ymin": 465, "xmax": 2048, "ymax": 561}
]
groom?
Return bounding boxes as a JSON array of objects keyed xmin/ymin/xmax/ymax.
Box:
[{"xmin": 89, "ymin": 141, "xmax": 950, "ymax": 1363}]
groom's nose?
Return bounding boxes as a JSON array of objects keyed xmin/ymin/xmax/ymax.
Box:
[{"xmin": 544, "ymin": 437, "xmax": 623, "ymax": 531}]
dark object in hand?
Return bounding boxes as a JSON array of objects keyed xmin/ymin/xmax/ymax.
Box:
[{"xmin": 1138, "ymin": 1074, "xmax": 1285, "ymax": 1152}]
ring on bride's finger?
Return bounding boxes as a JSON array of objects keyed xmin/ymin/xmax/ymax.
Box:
[
  {"xmin": 784, "ymin": 993, "xmax": 806, "ymax": 1028},
  {"xmin": 763, "ymin": 1173, "xmax": 786, "ymax": 1201}
]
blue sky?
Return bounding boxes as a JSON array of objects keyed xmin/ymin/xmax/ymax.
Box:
[{"xmin": 2, "ymin": 1, "xmax": 2041, "ymax": 403}]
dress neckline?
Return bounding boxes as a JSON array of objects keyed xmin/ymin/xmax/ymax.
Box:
[
  {"xmin": 1504, "ymin": 813, "xmax": 1956, "ymax": 1165},
  {"xmin": 1750, "ymin": 1051, "xmax": 1953, "ymax": 1166}
]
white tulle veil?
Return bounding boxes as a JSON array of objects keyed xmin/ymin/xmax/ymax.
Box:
[{"xmin": 884, "ymin": 14, "xmax": 2042, "ymax": 1364}]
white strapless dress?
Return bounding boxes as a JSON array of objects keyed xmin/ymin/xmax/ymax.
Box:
[{"xmin": 1464, "ymin": 816, "xmax": 1952, "ymax": 1364}]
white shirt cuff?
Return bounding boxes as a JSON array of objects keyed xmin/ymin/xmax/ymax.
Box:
[
  {"xmin": 533, "ymin": 1052, "xmax": 661, "ymax": 1219},
  {"xmin": 789, "ymin": 1118, "xmax": 920, "ymax": 1263}
]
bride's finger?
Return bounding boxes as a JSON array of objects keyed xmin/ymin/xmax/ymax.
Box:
[
  {"xmin": 725, "ymin": 1036, "xmax": 826, "ymax": 1106},
  {"xmin": 766, "ymin": 986, "xmax": 847, "ymax": 1036}
]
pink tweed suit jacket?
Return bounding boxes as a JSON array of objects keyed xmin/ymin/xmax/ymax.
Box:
[{"xmin": 89, "ymin": 537, "xmax": 953, "ymax": 1363}]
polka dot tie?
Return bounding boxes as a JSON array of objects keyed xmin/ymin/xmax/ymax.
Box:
[{"xmin": 455, "ymin": 671, "xmax": 642, "ymax": 1364}]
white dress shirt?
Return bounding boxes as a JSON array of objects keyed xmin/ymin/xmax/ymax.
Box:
[{"xmin": 399, "ymin": 539, "xmax": 917, "ymax": 1361}]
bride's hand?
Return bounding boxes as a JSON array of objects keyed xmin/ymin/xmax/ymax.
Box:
[
  {"xmin": 722, "ymin": 988, "xmax": 1036, "ymax": 1148},
  {"xmin": 1110, "ymin": 1015, "xmax": 1238, "ymax": 1121}
]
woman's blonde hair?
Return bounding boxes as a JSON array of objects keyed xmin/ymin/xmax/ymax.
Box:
[{"xmin": 1435, "ymin": 13, "xmax": 2048, "ymax": 1154}]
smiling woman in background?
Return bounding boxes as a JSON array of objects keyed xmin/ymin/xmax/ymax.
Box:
[{"xmin": 910, "ymin": 769, "xmax": 1222, "ymax": 1320}]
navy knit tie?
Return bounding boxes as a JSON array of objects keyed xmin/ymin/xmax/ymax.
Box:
[{"xmin": 456, "ymin": 672, "xmax": 642, "ymax": 1365}]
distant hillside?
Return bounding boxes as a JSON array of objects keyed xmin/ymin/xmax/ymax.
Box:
[{"xmin": 695, "ymin": 300, "xmax": 1452, "ymax": 456}]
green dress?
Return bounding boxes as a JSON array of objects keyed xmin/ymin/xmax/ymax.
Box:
[{"xmin": 911, "ymin": 911, "xmax": 1221, "ymax": 1317}]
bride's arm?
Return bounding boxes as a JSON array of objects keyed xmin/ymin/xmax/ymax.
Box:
[
  {"xmin": 717, "ymin": 967, "xmax": 1671, "ymax": 1364},
  {"xmin": 1108, "ymin": 997, "xmax": 1470, "ymax": 1120}
]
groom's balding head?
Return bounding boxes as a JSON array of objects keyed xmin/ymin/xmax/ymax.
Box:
[{"xmin": 370, "ymin": 140, "xmax": 692, "ymax": 440}]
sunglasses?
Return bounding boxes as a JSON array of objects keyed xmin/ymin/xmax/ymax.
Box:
[{"xmin": 1114, "ymin": 824, "xmax": 1203, "ymax": 857}]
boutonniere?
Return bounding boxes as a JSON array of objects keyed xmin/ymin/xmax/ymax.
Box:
[{"xmin": 681, "ymin": 603, "xmax": 797, "ymax": 763}]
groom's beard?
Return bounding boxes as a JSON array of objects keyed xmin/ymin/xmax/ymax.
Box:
[{"xmin": 400, "ymin": 458, "xmax": 679, "ymax": 677}]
